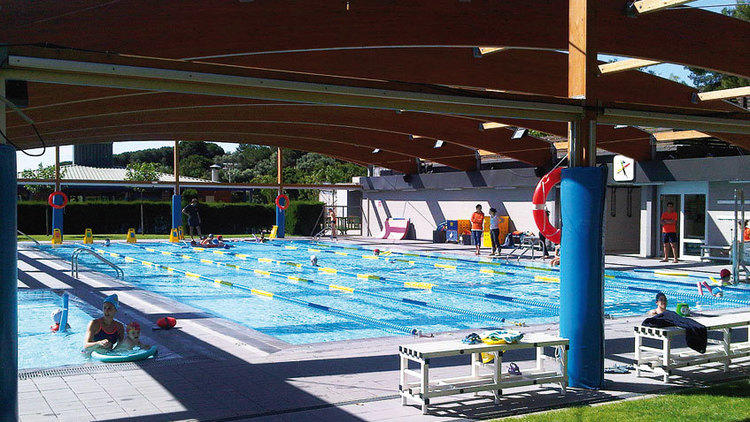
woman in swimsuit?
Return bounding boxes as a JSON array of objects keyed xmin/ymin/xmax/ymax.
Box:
[{"xmin": 83, "ymin": 294, "xmax": 124, "ymax": 351}]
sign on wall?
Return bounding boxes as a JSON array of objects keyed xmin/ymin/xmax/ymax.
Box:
[{"xmin": 612, "ymin": 155, "xmax": 635, "ymax": 182}]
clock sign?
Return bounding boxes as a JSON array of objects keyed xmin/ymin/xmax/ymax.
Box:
[{"xmin": 613, "ymin": 155, "xmax": 635, "ymax": 182}]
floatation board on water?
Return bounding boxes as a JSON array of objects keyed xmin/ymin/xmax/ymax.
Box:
[{"xmin": 91, "ymin": 346, "xmax": 158, "ymax": 363}]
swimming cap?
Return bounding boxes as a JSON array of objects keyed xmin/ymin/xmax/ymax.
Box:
[
  {"xmin": 103, "ymin": 294, "xmax": 118, "ymax": 309},
  {"xmin": 720, "ymin": 268, "xmax": 731, "ymax": 278},
  {"xmin": 127, "ymin": 321, "xmax": 141, "ymax": 331}
]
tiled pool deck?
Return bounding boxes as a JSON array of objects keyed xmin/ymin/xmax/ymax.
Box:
[{"xmin": 13, "ymin": 239, "xmax": 750, "ymax": 421}]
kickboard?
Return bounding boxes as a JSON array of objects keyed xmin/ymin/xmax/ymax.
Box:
[{"xmin": 91, "ymin": 346, "xmax": 158, "ymax": 363}]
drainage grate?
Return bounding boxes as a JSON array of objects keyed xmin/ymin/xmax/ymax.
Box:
[{"xmin": 19, "ymin": 356, "xmax": 213, "ymax": 380}]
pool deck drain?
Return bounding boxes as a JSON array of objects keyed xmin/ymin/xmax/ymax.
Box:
[{"xmin": 13, "ymin": 239, "xmax": 750, "ymax": 421}]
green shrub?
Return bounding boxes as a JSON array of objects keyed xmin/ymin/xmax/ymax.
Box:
[{"xmin": 285, "ymin": 201, "xmax": 325, "ymax": 236}]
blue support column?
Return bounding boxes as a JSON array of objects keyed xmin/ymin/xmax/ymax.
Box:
[
  {"xmin": 171, "ymin": 195, "xmax": 182, "ymax": 229},
  {"xmin": 275, "ymin": 200, "xmax": 286, "ymax": 238},
  {"xmin": 0, "ymin": 144, "xmax": 18, "ymax": 419},
  {"xmin": 559, "ymin": 166, "xmax": 606, "ymax": 389},
  {"xmin": 51, "ymin": 195, "xmax": 64, "ymax": 239}
]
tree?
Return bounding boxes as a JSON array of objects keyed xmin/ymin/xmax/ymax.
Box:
[
  {"xmin": 125, "ymin": 162, "xmax": 160, "ymax": 233},
  {"xmin": 686, "ymin": 2, "xmax": 749, "ymax": 97},
  {"xmin": 21, "ymin": 164, "xmax": 66, "ymax": 196}
]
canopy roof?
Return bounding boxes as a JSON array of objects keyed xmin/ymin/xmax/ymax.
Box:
[{"xmin": 2, "ymin": 0, "xmax": 749, "ymax": 173}]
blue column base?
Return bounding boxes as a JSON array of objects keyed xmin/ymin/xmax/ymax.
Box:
[
  {"xmin": 171, "ymin": 195, "xmax": 182, "ymax": 229},
  {"xmin": 0, "ymin": 144, "xmax": 18, "ymax": 419},
  {"xmin": 52, "ymin": 199, "xmax": 64, "ymax": 239},
  {"xmin": 559, "ymin": 166, "xmax": 606, "ymax": 389}
]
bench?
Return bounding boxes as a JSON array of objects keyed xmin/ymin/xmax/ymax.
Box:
[
  {"xmin": 398, "ymin": 333, "xmax": 568, "ymax": 414},
  {"xmin": 700, "ymin": 244, "xmax": 731, "ymax": 262},
  {"xmin": 634, "ymin": 311, "xmax": 750, "ymax": 382}
]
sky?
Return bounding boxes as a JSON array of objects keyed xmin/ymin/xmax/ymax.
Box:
[{"xmin": 13, "ymin": 0, "xmax": 739, "ymax": 171}]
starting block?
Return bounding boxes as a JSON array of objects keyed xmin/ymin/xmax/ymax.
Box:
[
  {"xmin": 169, "ymin": 228, "xmax": 180, "ymax": 243},
  {"xmin": 126, "ymin": 228, "xmax": 137, "ymax": 243}
]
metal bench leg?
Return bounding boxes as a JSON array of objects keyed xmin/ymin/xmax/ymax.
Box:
[
  {"xmin": 471, "ymin": 352, "xmax": 480, "ymax": 397},
  {"xmin": 536, "ymin": 346, "xmax": 543, "ymax": 371},
  {"xmin": 399, "ymin": 355, "xmax": 407, "ymax": 405},
  {"xmin": 561, "ymin": 346, "xmax": 568, "ymax": 394},
  {"xmin": 493, "ymin": 352, "xmax": 502, "ymax": 404},
  {"xmin": 421, "ymin": 360, "xmax": 429, "ymax": 414},
  {"xmin": 662, "ymin": 337, "xmax": 671, "ymax": 383},
  {"xmin": 723, "ymin": 328, "xmax": 731, "ymax": 372},
  {"xmin": 634, "ymin": 334, "xmax": 642, "ymax": 377}
]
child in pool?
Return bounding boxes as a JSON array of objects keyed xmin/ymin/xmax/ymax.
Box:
[{"xmin": 116, "ymin": 322, "xmax": 150, "ymax": 351}]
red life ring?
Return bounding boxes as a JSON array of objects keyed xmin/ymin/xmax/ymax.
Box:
[
  {"xmin": 275, "ymin": 194, "xmax": 289, "ymax": 210},
  {"xmin": 48, "ymin": 191, "xmax": 68, "ymax": 209},
  {"xmin": 532, "ymin": 167, "xmax": 563, "ymax": 244}
]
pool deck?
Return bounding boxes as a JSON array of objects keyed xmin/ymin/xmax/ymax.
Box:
[{"xmin": 14, "ymin": 239, "xmax": 750, "ymax": 421}]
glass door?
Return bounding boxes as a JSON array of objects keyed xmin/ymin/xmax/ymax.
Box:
[
  {"xmin": 658, "ymin": 182, "xmax": 708, "ymax": 261},
  {"xmin": 659, "ymin": 195, "xmax": 681, "ymax": 259}
]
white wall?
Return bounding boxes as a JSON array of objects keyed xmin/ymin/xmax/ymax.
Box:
[
  {"xmin": 604, "ymin": 186, "xmax": 641, "ymax": 253},
  {"xmin": 363, "ymin": 187, "xmax": 556, "ymax": 240}
]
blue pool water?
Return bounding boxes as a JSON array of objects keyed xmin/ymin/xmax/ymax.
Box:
[
  {"xmin": 36, "ymin": 240, "xmax": 750, "ymax": 345},
  {"xmin": 18, "ymin": 289, "xmax": 98, "ymax": 370}
]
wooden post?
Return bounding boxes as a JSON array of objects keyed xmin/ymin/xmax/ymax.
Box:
[
  {"xmin": 173, "ymin": 140, "xmax": 180, "ymax": 194},
  {"xmin": 568, "ymin": 0, "xmax": 598, "ymax": 167},
  {"xmin": 277, "ymin": 147, "xmax": 283, "ymax": 195},
  {"xmin": 54, "ymin": 146, "xmax": 60, "ymax": 191}
]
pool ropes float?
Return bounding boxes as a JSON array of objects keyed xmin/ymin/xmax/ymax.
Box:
[
  {"xmin": 532, "ymin": 167, "xmax": 562, "ymax": 244},
  {"xmin": 48, "ymin": 191, "xmax": 68, "ymax": 209},
  {"xmin": 91, "ymin": 346, "xmax": 158, "ymax": 363}
]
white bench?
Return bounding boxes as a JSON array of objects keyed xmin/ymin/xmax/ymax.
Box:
[
  {"xmin": 398, "ymin": 333, "xmax": 568, "ymax": 414},
  {"xmin": 634, "ymin": 312, "xmax": 750, "ymax": 382}
]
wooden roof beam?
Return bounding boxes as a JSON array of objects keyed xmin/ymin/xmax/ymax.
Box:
[
  {"xmin": 628, "ymin": 0, "xmax": 696, "ymax": 15},
  {"xmin": 693, "ymin": 86, "xmax": 750, "ymax": 102},
  {"xmin": 597, "ymin": 58, "xmax": 661, "ymax": 75}
]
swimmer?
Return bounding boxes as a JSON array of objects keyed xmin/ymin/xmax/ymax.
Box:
[
  {"xmin": 115, "ymin": 322, "xmax": 149, "ymax": 351},
  {"xmin": 199, "ymin": 235, "xmax": 210, "ymax": 246},
  {"xmin": 104, "ymin": 238, "xmax": 111, "ymax": 247},
  {"xmin": 83, "ymin": 294, "xmax": 124, "ymax": 351},
  {"xmin": 310, "ymin": 255, "xmax": 318, "ymax": 266},
  {"xmin": 411, "ymin": 329, "xmax": 434, "ymax": 338},
  {"xmin": 51, "ymin": 309, "xmax": 71, "ymax": 332},
  {"xmin": 647, "ymin": 292, "xmax": 668, "ymax": 316},
  {"xmin": 374, "ymin": 249, "xmax": 380, "ymax": 256},
  {"xmin": 697, "ymin": 281, "xmax": 723, "ymax": 297}
]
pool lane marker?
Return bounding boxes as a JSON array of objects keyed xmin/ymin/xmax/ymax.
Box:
[
  {"xmin": 92, "ymin": 247, "xmax": 421, "ymax": 335},
  {"xmin": 129, "ymin": 244, "xmax": 513, "ymax": 322}
]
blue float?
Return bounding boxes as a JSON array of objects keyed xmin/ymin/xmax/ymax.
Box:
[
  {"xmin": 275, "ymin": 195, "xmax": 286, "ymax": 238},
  {"xmin": 0, "ymin": 144, "xmax": 18, "ymax": 419},
  {"xmin": 171, "ymin": 194, "xmax": 182, "ymax": 230},
  {"xmin": 58, "ymin": 293, "xmax": 69, "ymax": 334},
  {"xmin": 559, "ymin": 166, "xmax": 606, "ymax": 389},
  {"xmin": 51, "ymin": 194, "xmax": 64, "ymax": 239}
]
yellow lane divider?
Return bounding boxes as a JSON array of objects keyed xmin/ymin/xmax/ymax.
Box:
[{"xmin": 534, "ymin": 275, "xmax": 560, "ymax": 283}]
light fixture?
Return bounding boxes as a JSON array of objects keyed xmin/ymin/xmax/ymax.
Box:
[
  {"xmin": 372, "ymin": 148, "xmax": 380, "ymax": 154},
  {"xmin": 473, "ymin": 47, "xmax": 507, "ymax": 57},
  {"xmin": 512, "ymin": 128, "xmax": 527, "ymax": 139},
  {"xmin": 614, "ymin": 125, "xmax": 628, "ymax": 129},
  {"xmin": 434, "ymin": 140, "xmax": 444, "ymax": 148},
  {"xmin": 480, "ymin": 122, "xmax": 509, "ymax": 130},
  {"xmin": 409, "ymin": 135, "xmax": 426, "ymax": 141}
]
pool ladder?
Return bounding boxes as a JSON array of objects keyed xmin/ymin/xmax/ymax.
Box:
[
  {"xmin": 71, "ymin": 248, "xmax": 124, "ymax": 280},
  {"xmin": 17, "ymin": 229, "xmax": 40, "ymax": 247}
]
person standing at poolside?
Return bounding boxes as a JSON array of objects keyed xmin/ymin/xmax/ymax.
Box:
[
  {"xmin": 470, "ymin": 204, "xmax": 485, "ymax": 256},
  {"xmin": 182, "ymin": 198, "xmax": 202, "ymax": 240},
  {"xmin": 660, "ymin": 202, "xmax": 679, "ymax": 263},
  {"xmin": 83, "ymin": 294, "xmax": 124, "ymax": 351},
  {"xmin": 488, "ymin": 208, "xmax": 501, "ymax": 256},
  {"xmin": 328, "ymin": 208, "xmax": 337, "ymax": 240}
]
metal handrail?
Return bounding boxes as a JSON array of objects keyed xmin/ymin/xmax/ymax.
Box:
[
  {"xmin": 17, "ymin": 230, "xmax": 40, "ymax": 247},
  {"xmin": 71, "ymin": 248, "xmax": 124, "ymax": 279}
]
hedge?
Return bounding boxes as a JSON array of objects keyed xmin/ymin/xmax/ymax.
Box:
[{"xmin": 17, "ymin": 200, "xmax": 324, "ymax": 236}]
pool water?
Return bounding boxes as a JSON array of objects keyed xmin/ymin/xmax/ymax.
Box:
[
  {"xmin": 36, "ymin": 240, "xmax": 750, "ymax": 345},
  {"xmin": 18, "ymin": 289, "xmax": 97, "ymax": 370}
]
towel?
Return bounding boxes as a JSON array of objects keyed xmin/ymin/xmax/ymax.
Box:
[{"xmin": 642, "ymin": 310, "xmax": 707, "ymax": 353}]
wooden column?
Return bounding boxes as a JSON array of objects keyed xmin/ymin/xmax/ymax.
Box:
[
  {"xmin": 173, "ymin": 140, "xmax": 180, "ymax": 194},
  {"xmin": 277, "ymin": 147, "xmax": 283, "ymax": 195},
  {"xmin": 568, "ymin": 0, "xmax": 598, "ymax": 167},
  {"xmin": 54, "ymin": 146, "xmax": 60, "ymax": 191}
]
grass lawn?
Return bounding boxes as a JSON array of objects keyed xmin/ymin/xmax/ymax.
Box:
[{"xmin": 492, "ymin": 378, "xmax": 750, "ymax": 422}]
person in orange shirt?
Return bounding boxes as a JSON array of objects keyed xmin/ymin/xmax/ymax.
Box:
[
  {"xmin": 470, "ymin": 204, "xmax": 485, "ymax": 255},
  {"xmin": 660, "ymin": 202, "xmax": 679, "ymax": 263},
  {"xmin": 743, "ymin": 220, "xmax": 750, "ymax": 242}
]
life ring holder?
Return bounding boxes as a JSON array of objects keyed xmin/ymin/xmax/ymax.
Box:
[
  {"xmin": 532, "ymin": 167, "xmax": 563, "ymax": 244},
  {"xmin": 48, "ymin": 191, "xmax": 68, "ymax": 209},
  {"xmin": 275, "ymin": 193, "xmax": 290, "ymax": 210}
]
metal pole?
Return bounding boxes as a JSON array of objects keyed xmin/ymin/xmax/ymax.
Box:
[
  {"xmin": 0, "ymin": 74, "xmax": 19, "ymax": 420},
  {"xmin": 54, "ymin": 146, "xmax": 60, "ymax": 192},
  {"xmin": 275, "ymin": 147, "xmax": 285, "ymax": 238},
  {"xmin": 174, "ymin": 140, "xmax": 180, "ymax": 195},
  {"xmin": 171, "ymin": 141, "xmax": 182, "ymax": 233}
]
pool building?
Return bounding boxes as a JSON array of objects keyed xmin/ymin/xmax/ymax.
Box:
[{"xmin": 2, "ymin": 1, "xmax": 750, "ymax": 420}]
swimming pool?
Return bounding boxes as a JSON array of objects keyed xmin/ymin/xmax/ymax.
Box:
[
  {"xmin": 36, "ymin": 240, "xmax": 750, "ymax": 345},
  {"xmin": 18, "ymin": 289, "xmax": 97, "ymax": 370}
]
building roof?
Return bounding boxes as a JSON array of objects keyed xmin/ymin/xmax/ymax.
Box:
[{"xmin": 19, "ymin": 165, "xmax": 209, "ymax": 183}]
